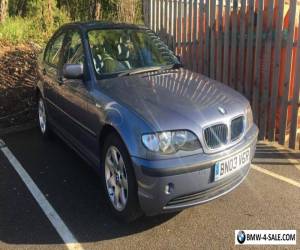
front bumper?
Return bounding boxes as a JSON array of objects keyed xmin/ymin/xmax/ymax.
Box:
[{"xmin": 131, "ymin": 125, "xmax": 258, "ymax": 216}]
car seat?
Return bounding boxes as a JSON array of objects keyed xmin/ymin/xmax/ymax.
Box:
[
  {"xmin": 115, "ymin": 36, "xmax": 131, "ymax": 69},
  {"xmin": 101, "ymin": 40, "xmax": 120, "ymax": 73},
  {"xmin": 92, "ymin": 45, "xmax": 105, "ymax": 74}
]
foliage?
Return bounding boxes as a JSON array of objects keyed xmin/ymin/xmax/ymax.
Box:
[
  {"xmin": 57, "ymin": 0, "xmax": 119, "ymax": 21},
  {"xmin": 0, "ymin": 0, "xmax": 142, "ymax": 45},
  {"xmin": 0, "ymin": 11, "xmax": 69, "ymax": 45},
  {"xmin": 0, "ymin": 17, "xmax": 44, "ymax": 44}
]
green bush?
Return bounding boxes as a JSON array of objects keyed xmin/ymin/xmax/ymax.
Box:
[
  {"xmin": 0, "ymin": 0, "xmax": 143, "ymax": 46},
  {"xmin": 0, "ymin": 12, "xmax": 69, "ymax": 45},
  {"xmin": 0, "ymin": 17, "xmax": 35, "ymax": 44}
]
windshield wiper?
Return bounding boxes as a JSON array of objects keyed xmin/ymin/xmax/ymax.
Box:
[
  {"xmin": 117, "ymin": 66, "xmax": 163, "ymax": 77},
  {"xmin": 117, "ymin": 63, "xmax": 182, "ymax": 77}
]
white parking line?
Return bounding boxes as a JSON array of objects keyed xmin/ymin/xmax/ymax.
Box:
[
  {"xmin": 252, "ymin": 164, "xmax": 300, "ymax": 188},
  {"xmin": 285, "ymin": 156, "xmax": 300, "ymax": 172},
  {"xmin": 0, "ymin": 139, "xmax": 84, "ymax": 250}
]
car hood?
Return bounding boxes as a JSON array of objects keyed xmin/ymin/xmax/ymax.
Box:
[{"xmin": 96, "ymin": 68, "xmax": 249, "ymax": 131}]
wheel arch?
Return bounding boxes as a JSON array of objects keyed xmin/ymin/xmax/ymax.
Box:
[
  {"xmin": 98, "ymin": 110, "xmax": 147, "ymax": 159},
  {"xmin": 98, "ymin": 124, "xmax": 121, "ymax": 153},
  {"xmin": 98, "ymin": 123, "xmax": 137, "ymax": 159}
]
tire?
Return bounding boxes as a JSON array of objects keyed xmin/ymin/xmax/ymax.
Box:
[
  {"xmin": 101, "ymin": 133, "xmax": 143, "ymax": 222},
  {"xmin": 37, "ymin": 94, "xmax": 52, "ymax": 138}
]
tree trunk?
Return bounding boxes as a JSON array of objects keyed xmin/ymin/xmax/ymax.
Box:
[
  {"xmin": 118, "ymin": 0, "xmax": 137, "ymax": 23},
  {"xmin": 41, "ymin": 0, "xmax": 54, "ymax": 32},
  {"xmin": 94, "ymin": 2, "xmax": 101, "ymax": 20},
  {"xmin": 0, "ymin": 0, "xmax": 8, "ymax": 23},
  {"xmin": 46, "ymin": 0, "xmax": 53, "ymax": 25}
]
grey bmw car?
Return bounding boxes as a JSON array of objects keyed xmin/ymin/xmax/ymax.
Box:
[{"xmin": 37, "ymin": 22, "xmax": 258, "ymax": 221}]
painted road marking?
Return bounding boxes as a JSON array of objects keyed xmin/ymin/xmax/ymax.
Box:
[
  {"xmin": 252, "ymin": 164, "xmax": 300, "ymax": 188},
  {"xmin": 0, "ymin": 139, "xmax": 84, "ymax": 250},
  {"xmin": 285, "ymin": 155, "xmax": 300, "ymax": 172}
]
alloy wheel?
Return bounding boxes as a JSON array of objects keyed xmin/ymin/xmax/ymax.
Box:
[
  {"xmin": 38, "ymin": 98, "xmax": 47, "ymax": 134},
  {"xmin": 105, "ymin": 146, "xmax": 128, "ymax": 211}
]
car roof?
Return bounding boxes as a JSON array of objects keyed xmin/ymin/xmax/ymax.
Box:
[{"xmin": 60, "ymin": 21, "xmax": 148, "ymax": 32}]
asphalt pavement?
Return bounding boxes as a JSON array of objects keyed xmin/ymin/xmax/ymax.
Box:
[{"xmin": 1, "ymin": 128, "xmax": 300, "ymax": 250}]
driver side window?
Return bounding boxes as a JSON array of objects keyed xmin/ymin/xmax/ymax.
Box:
[
  {"xmin": 45, "ymin": 33, "xmax": 65, "ymax": 67},
  {"xmin": 63, "ymin": 30, "xmax": 84, "ymax": 65}
]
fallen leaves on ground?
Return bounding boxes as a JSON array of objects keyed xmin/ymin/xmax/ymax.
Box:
[{"xmin": 0, "ymin": 43, "xmax": 41, "ymax": 129}]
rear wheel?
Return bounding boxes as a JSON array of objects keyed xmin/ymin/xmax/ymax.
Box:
[
  {"xmin": 101, "ymin": 133, "xmax": 142, "ymax": 222},
  {"xmin": 38, "ymin": 95, "xmax": 51, "ymax": 138}
]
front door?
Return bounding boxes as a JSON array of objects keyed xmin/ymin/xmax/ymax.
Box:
[{"xmin": 57, "ymin": 29, "xmax": 97, "ymax": 160}]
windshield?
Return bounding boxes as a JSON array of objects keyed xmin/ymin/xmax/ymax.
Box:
[{"xmin": 88, "ymin": 29, "xmax": 179, "ymax": 78}]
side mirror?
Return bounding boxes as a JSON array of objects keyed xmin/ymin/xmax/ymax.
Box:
[{"xmin": 63, "ymin": 64, "xmax": 83, "ymax": 79}]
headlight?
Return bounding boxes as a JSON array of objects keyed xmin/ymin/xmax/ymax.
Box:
[
  {"xmin": 245, "ymin": 104, "xmax": 253, "ymax": 130},
  {"xmin": 142, "ymin": 130, "xmax": 201, "ymax": 154}
]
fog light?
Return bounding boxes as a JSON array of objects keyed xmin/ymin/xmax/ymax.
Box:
[{"xmin": 164, "ymin": 183, "xmax": 174, "ymax": 195}]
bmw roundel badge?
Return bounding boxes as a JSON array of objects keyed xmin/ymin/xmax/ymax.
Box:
[
  {"xmin": 218, "ymin": 106, "xmax": 226, "ymax": 115},
  {"xmin": 237, "ymin": 230, "xmax": 246, "ymax": 244}
]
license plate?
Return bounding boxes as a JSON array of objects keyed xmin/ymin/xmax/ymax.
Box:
[{"xmin": 214, "ymin": 148, "xmax": 250, "ymax": 181}]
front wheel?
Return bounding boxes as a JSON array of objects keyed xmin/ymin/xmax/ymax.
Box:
[{"xmin": 101, "ymin": 133, "xmax": 142, "ymax": 222}]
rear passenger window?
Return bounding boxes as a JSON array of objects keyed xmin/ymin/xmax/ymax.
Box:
[{"xmin": 45, "ymin": 33, "xmax": 65, "ymax": 66}]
